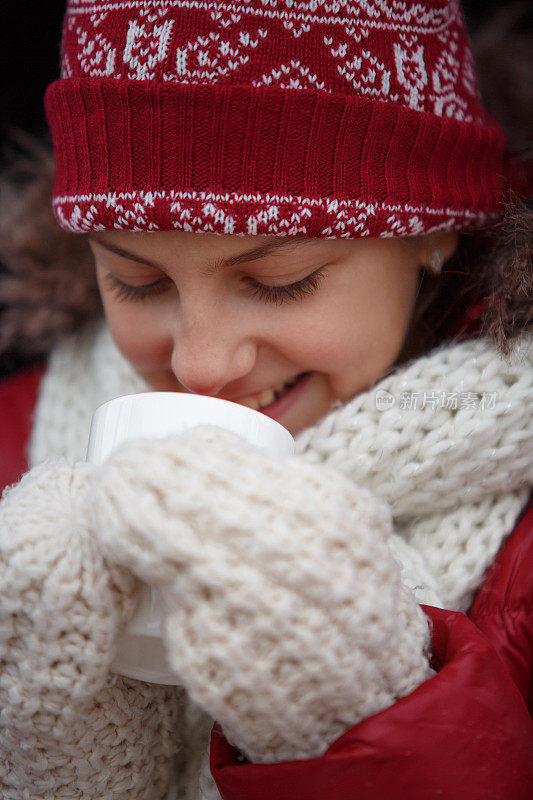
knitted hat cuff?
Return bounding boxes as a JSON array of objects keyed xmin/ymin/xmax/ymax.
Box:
[{"xmin": 45, "ymin": 77, "xmax": 506, "ymax": 238}]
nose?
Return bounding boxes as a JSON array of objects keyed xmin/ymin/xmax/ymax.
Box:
[{"xmin": 170, "ymin": 306, "xmax": 257, "ymax": 396}]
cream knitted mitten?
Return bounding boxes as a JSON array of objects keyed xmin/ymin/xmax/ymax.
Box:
[
  {"xmin": 0, "ymin": 461, "xmax": 185, "ymax": 800},
  {"xmin": 90, "ymin": 426, "xmax": 433, "ymax": 765}
]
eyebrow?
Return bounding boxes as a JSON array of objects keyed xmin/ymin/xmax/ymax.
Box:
[{"xmin": 88, "ymin": 235, "xmax": 315, "ymax": 274}]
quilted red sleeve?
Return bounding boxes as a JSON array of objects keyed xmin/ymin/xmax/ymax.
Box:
[
  {"xmin": 0, "ymin": 365, "xmax": 45, "ymax": 494},
  {"xmin": 468, "ymin": 494, "xmax": 533, "ymax": 708}
]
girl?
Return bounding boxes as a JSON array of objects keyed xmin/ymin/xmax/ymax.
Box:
[{"xmin": 1, "ymin": 1, "xmax": 532, "ymax": 798}]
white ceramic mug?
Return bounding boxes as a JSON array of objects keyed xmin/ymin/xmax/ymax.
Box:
[{"xmin": 86, "ymin": 391, "xmax": 294, "ymax": 684}]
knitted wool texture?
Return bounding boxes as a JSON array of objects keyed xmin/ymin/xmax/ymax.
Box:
[
  {"xmin": 0, "ymin": 461, "xmax": 185, "ymax": 799},
  {"xmin": 90, "ymin": 426, "xmax": 433, "ymax": 763},
  {"xmin": 44, "ymin": 0, "xmax": 506, "ymax": 237},
  {"xmin": 1, "ymin": 454, "xmax": 430, "ymax": 800},
  {"xmin": 13, "ymin": 320, "xmax": 531, "ymax": 798}
]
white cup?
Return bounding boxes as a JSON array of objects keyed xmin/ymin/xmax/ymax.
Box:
[{"xmin": 86, "ymin": 391, "xmax": 294, "ymax": 684}]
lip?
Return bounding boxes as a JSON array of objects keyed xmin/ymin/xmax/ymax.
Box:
[{"xmin": 257, "ymin": 372, "xmax": 313, "ymax": 421}]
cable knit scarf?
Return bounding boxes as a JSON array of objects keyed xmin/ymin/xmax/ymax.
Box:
[{"xmin": 28, "ymin": 319, "xmax": 533, "ymax": 798}]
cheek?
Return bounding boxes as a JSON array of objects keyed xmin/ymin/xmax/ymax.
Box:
[
  {"xmin": 276, "ymin": 294, "xmax": 394, "ymax": 369},
  {"xmin": 333, "ymin": 271, "xmax": 418, "ymax": 394},
  {"xmin": 101, "ymin": 298, "xmax": 172, "ymax": 370},
  {"xmin": 284, "ymin": 268, "xmax": 418, "ymax": 393}
]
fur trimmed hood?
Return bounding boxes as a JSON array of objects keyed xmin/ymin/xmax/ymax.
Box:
[{"xmin": 0, "ymin": 134, "xmax": 101, "ymax": 361}]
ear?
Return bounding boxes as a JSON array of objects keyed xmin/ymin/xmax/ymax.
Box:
[{"xmin": 418, "ymin": 230, "xmax": 460, "ymax": 270}]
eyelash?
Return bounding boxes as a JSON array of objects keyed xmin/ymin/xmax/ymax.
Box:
[
  {"xmin": 104, "ymin": 269, "xmax": 327, "ymax": 306},
  {"xmin": 104, "ymin": 275, "xmax": 171, "ymax": 303},
  {"xmin": 245, "ymin": 270, "xmax": 326, "ymax": 305}
]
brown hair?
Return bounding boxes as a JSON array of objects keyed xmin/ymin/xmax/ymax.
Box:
[
  {"xmin": 0, "ymin": 133, "xmax": 101, "ymax": 363},
  {"xmin": 398, "ymin": 201, "xmax": 533, "ymax": 365}
]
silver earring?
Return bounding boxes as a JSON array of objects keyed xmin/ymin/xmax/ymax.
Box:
[{"xmin": 429, "ymin": 249, "xmax": 443, "ymax": 275}]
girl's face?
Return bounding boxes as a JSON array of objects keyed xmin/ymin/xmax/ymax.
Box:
[{"xmin": 89, "ymin": 230, "xmax": 456, "ymax": 435}]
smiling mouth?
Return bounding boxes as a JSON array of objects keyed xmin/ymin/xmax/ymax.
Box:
[{"xmin": 236, "ymin": 373, "xmax": 308, "ymax": 411}]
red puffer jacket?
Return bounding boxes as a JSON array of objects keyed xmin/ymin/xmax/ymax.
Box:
[{"xmin": 1, "ymin": 313, "xmax": 532, "ymax": 800}]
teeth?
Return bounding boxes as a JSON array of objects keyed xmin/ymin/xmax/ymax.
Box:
[
  {"xmin": 239, "ymin": 389, "xmax": 275, "ymax": 410},
  {"xmin": 238, "ymin": 375, "xmax": 302, "ymax": 410},
  {"xmin": 258, "ymin": 388, "xmax": 276, "ymax": 406}
]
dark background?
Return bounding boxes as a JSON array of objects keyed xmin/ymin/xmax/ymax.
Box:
[
  {"xmin": 0, "ymin": 0, "xmax": 512, "ymax": 168},
  {"xmin": 1, "ymin": 2, "xmax": 65, "ymax": 145},
  {"xmin": 0, "ymin": 0, "xmax": 527, "ymax": 380}
]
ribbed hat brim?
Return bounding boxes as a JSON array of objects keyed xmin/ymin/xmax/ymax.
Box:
[{"xmin": 45, "ymin": 77, "xmax": 506, "ymax": 237}]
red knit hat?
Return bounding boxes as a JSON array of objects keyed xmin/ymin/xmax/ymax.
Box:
[{"xmin": 44, "ymin": 0, "xmax": 506, "ymax": 238}]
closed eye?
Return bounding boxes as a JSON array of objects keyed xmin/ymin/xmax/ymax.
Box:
[
  {"xmin": 244, "ymin": 269, "xmax": 327, "ymax": 304},
  {"xmin": 103, "ymin": 274, "xmax": 172, "ymax": 302},
  {"xmin": 104, "ymin": 269, "xmax": 327, "ymax": 305}
]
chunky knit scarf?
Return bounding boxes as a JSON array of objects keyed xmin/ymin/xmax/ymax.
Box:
[{"xmin": 27, "ymin": 319, "xmax": 533, "ymax": 799}]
